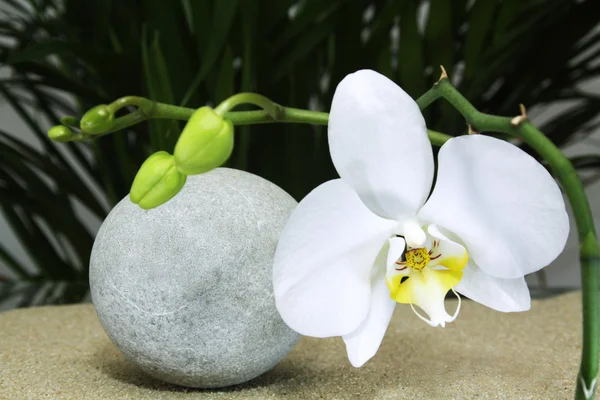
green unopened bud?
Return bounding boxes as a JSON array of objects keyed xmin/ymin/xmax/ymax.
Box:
[
  {"xmin": 174, "ymin": 106, "xmax": 234, "ymax": 175},
  {"xmin": 80, "ymin": 105, "xmax": 114, "ymax": 134},
  {"xmin": 130, "ymin": 151, "xmax": 187, "ymax": 210},
  {"xmin": 60, "ymin": 116, "xmax": 79, "ymax": 127},
  {"xmin": 48, "ymin": 125, "xmax": 75, "ymax": 142}
]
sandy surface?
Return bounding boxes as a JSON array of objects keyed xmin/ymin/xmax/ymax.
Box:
[{"xmin": 0, "ymin": 292, "xmax": 585, "ymax": 399}]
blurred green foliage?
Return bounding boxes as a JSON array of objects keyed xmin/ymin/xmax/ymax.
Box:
[{"xmin": 0, "ymin": 0, "xmax": 599, "ymax": 307}]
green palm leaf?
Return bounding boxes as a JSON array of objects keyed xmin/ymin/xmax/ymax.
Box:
[{"xmin": 0, "ymin": 0, "xmax": 598, "ymax": 308}]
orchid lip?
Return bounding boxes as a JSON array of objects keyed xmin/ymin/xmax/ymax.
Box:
[
  {"xmin": 410, "ymin": 289, "xmax": 462, "ymax": 328},
  {"xmin": 386, "ymin": 224, "xmax": 468, "ymax": 328}
]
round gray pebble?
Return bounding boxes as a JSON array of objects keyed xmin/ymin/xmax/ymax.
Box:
[{"xmin": 90, "ymin": 168, "xmax": 301, "ymax": 388}]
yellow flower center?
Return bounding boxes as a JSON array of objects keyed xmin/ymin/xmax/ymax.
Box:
[
  {"xmin": 386, "ymin": 232, "xmax": 469, "ymax": 327},
  {"xmin": 404, "ymin": 247, "xmax": 430, "ymax": 271}
]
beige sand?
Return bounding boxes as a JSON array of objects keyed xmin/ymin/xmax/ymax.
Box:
[{"xmin": 0, "ymin": 292, "xmax": 585, "ymax": 399}]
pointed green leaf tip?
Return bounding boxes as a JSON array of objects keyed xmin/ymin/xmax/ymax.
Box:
[
  {"xmin": 80, "ymin": 104, "xmax": 114, "ymax": 134},
  {"xmin": 130, "ymin": 151, "xmax": 187, "ymax": 210},
  {"xmin": 48, "ymin": 125, "xmax": 74, "ymax": 142},
  {"xmin": 174, "ymin": 106, "xmax": 234, "ymax": 175}
]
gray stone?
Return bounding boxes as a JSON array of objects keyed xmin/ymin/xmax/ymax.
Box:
[{"xmin": 89, "ymin": 168, "xmax": 301, "ymax": 388}]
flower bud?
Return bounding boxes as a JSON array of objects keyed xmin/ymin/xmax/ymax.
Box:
[
  {"xmin": 48, "ymin": 125, "xmax": 75, "ymax": 142},
  {"xmin": 80, "ymin": 105, "xmax": 114, "ymax": 134},
  {"xmin": 60, "ymin": 116, "xmax": 79, "ymax": 127},
  {"xmin": 174, "ymin": 107, "xmax": 234, "ymax": 175},
  {"xmin": 130, "ymin": 151, "xmax": 187, "ymax": 210}
]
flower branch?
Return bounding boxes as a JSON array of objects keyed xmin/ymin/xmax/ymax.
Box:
[
  {"xmin": 417, "ymin": 67, "xmax": 599, "ymax": 400},
  {"xmin": 46, "ymin": 70, "xmax": 596, "ymax": 399},
  {"xmin": 48, "ymin": 95, "xmax": 450, "ymax": 146}
]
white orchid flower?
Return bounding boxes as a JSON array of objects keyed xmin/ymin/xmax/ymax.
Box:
[{"xmin": 272, "ymin": 70, "xmax": 570, "ymax": 368}]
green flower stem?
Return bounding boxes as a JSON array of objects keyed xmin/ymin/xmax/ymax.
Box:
[
  {"xmin": 108, "ymin": 109, "xmax": 149, "ymax": 131},
  {"xmin": 106, "ymin": 96, "xmax": 150, "ymax": 113},
  {"xmin": 61, "ymin": 95, "xmax": 453, "ymax": 147},
  {"xmin": 214, "ymin": 93, "xmax": 283, "ymax": 119},
  {"xmin": 227, "ymin": 107, "xmax": 326, "ymax": 125},
  {"xmin": 418, "ymin": 76, "xmax": 599, "ymax": 400},
  {"xmin": 425, "ymin": 129, "xmax": 452, "ymax": 147}
]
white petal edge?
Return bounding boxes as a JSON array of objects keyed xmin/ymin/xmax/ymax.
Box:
[
  {"xmin": 328, "ymin": 69, "xmax": 434, "ymax": 222},
  {"xmin": 343, "ymin": 249, "xmax": 396, "ymax": 368},
  {"xmin": 386, "ymin": 236, "xmax": 406, "ymax": 280},
  {"xmin": 455, "ymin": 262, "xmax": 531, "ymax": 312},
  {"xmin": 419, "ymin": 135, "xmax": 569, "ymax": 279},
  {"xmin": 273, "ymin": 179, "xmax": 398, "ymax": 338}
]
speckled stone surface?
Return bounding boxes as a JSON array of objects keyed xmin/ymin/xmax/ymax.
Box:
[
  {"xmin": 89, "ymin": 168, "xmax": 301, "ymax": 388},
  {"xmin": 0, "ymin": 292, "xmax": 586, "ymax": 399}
]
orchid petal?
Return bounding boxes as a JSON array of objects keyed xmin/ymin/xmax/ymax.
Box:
[
  {"xmin": 427, "ymin": 224, "xmax": 469, "ymax": 271},
  {"xmin": 455, "ymin": 262, "xmax": 531, "ymax": 312},
  {"xmin": 386, "ymin": 236, "xmax": 407, "ymax": 280},
  {"xmin": 419, "ymin": 135, "xmax": 569, "ymax": 279},
  {"xmin": 273, "ymin": 179, "xmax": 398, "ymax": 338},
  {"xmin": 328, "ymin": 69, "xmax": 434, "ymax": 222},
  {"xmin": 343, "ymin": 249, "xmax": 396, "ymax": 368}
]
